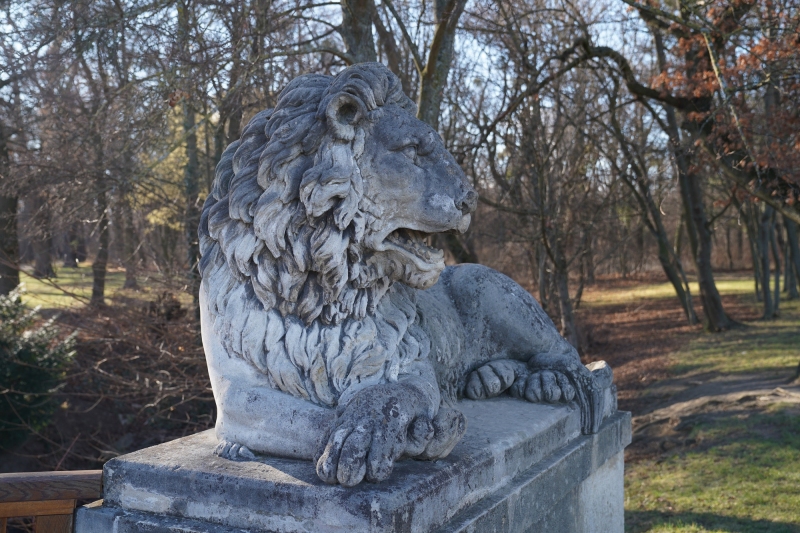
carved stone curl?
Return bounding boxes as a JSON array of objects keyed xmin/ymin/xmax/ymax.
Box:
[{"xmin": 199, "ymin": 63, "xmax": 612, "ymax": 487}]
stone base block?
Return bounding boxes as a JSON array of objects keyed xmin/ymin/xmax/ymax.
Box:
[{"xmin": 76, "ymin": 399, "xmax": 630, "ymax": 533}]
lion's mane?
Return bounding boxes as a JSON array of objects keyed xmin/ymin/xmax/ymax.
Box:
[{"xmin": 199, "ymin": 64, "xmax": 432, "ymax": 407}]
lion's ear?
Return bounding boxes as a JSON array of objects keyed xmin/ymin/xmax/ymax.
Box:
[{"xmin": 325, "ymin": 93, "xmax": 366, "ymax": 141}]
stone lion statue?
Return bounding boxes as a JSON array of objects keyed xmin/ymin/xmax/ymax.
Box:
[{"xmin": 199, "ymin": 63, "xmax": 611, "ymax": 487}]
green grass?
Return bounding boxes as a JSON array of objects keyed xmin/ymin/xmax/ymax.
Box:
[
  {"xmin": 19, "ymin": 264, "xmax": 127, "ymax": 308},
  {"xmin": 18, "ymin": 263, "xmax": 196, "ymax": 314},
  {"xmin": 606, "ymin": 274, "xmax": 800, "ymax": 532},
  {"xmin": 669, "ymin": 303, "xmax": 800, "ymax": 377},
  {"xmin": 582, "ymin": 275, "xmax": 758, "ymax": 307},
  {"xmin": 626, "ymin": 405, "xmax": 800, "ymax": 532}
]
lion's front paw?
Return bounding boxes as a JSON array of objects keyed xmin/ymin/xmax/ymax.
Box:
[
  {"xmin": 465, "ymin": 359, "xmax": 528, "ymax": 400},
  {"xmin": 315, "ymin": 383, "xmax": 435, "ymax": 487},
  {"xmin": 214, "ymin": 439, "xmax": 256, "ymax": 461},
  {"xmin": 509, "ymin": 370, "xmax": 576, "ymax": 404}
]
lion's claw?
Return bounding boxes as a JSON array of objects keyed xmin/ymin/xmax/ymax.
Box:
[
  {"xmin": 317, "ymin": 418, "xmax": 408, "ymax": 486},
  {"xmin": 405, "ymin": 416, "xmax": 435, "ymax": 457},
  {"xmin": 465, "ymin": 360, "xmax": 526, "ymax": 399},
  {"xmin": 338, "ymin": 425, "xmax": 371, "ymax": 486},
  {"xmin": 509, "ymin": 370, "xmax": 576, "ymax": 404},
  {"xmin": 214, "ymin": 440, "xmax": 256, "ymax": 461},
  {"xmin": 415, "ymin": 407, "xmax": 466, "ymax": 460}
]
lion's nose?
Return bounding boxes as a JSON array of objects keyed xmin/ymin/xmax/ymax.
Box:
[{"xmin": 456, "ymin": 189, "xmax": 478, "ymax": 214}]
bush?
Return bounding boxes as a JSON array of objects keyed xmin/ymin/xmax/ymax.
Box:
[{"xmin": 0, "ymin": 289, "xmax": 75, "ymax": 448}]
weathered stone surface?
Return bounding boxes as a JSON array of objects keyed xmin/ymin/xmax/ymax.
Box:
[
  {"xmin": 75, "ymin": 399, "xmax": 630, "ymax": 533},
  {"xmin": 434, "ymin": 418, "xmax": 628, "ymax": 533},
  {"xmin": 198, "ymin": 62, "xmax": 617, "ymax": 486}
]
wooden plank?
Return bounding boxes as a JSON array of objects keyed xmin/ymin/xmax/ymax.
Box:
[
  {"xmin": 35, "ymin": 514, "xmax": 73, "ymax": 533},
  {"xmin": 0, "ymin": 517, "xmax": 6, "ymax": 533},
  {"xmin": 0, "ymin": 499, "xmax": 76, "ymax": 519},
  {"xmin": 0, "ymin": 471, "xmax": 102, "ymax": 502}
]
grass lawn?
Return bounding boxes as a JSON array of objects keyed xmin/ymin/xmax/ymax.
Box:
[
  {"xmin": 17, "ymin": 263, "xmax": 193, "ymax": 309},
  {"xmin": 18, "ymin": 263, "xmax": 127, "ymax": 308},
  {"xmin": 626, "ymin": 402, "xmax": 800, "ymax": 532},
  {"xmin": 670, "ymin": 304, "xmax": 800, "ymax": 377},
  {"xmin": 581, "ymin": 273, "xmax": 758, "ymax": 307},
  {"xmin": 600, "ymin": 278, "xmax": 800, "ymax": 532}
]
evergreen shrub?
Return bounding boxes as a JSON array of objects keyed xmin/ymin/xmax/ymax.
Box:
[{"xmin": 0, "ymin": 289, "xmax": 75, "ymax": 448}]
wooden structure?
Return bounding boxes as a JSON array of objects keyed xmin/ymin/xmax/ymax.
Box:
[{"xmin": 0, "ymin": 471, "xmax": 102, "ymax": 533}]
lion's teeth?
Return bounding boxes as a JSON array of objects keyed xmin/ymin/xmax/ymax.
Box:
[{"xmin": 382, "ymin": 229, "xmax": 445, "ymax": 264}]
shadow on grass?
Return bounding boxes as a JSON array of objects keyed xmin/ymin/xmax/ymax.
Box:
[{"xmin": 626, "ymin": 510, "xmax": 800, "ymax": 532}]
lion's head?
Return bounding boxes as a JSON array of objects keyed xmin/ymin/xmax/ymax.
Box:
[{"xmin": 199, "ymin": 63, "xmax": 475, "ymax": 406}]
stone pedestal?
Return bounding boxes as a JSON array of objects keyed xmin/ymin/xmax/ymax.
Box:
[{"xmin": 75, "ymin": 398, "xmax": 630, "ymax": 533}]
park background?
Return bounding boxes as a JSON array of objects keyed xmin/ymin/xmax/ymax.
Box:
[{"xmin": 0, "ymin": 0, "xmax": 799, "ymax": 531}]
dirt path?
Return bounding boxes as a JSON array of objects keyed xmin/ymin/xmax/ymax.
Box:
[{"xmin": 627, "ymin": 370, "xmax": 800, "ymax": 461}]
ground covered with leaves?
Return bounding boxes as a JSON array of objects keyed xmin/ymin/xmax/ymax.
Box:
[{"xmin": 0, "ymin": 266, "xmax": 212, "ymax": 473}]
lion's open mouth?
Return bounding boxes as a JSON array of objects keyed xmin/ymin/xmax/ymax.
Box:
[{"xmin": 383, "ymin": 228, "xmax": 444, "ymax": 269}]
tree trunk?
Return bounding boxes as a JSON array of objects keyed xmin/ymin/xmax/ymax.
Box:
[
  {"xmin": 120, "ymin": 194, "xmax": 139, "ymax": 290},
  {"xmin": 726, "ymin": 226, "xmax": 734, "ymax": 270},
  {"xmin": 416, "ymin": 0, "xmax": 467, "ymax": 130},
  {"xmin": 538, "ymin": 242, "xmax": 548, "ymax": 312},
  {"xmin": 614, "ymin": 130, "xmax": 698, "ymax": 324},
  {"xmin": 785, "ymin": 216, "xmax": 800, "ymax": 299},
  {"xmin": 30, "ymin": 193, "xmax": 55, "ymax": 279},
  {"xmin": 0, "ymin": 195, "xmax": 19, "ymax": 296},
  {"xmin": 777, "ymin": 219, "xmax": 788, "ymax": 294},
  {"xmin": 213, "ymin": 121, "xmax": 226, "ymax": 174},
  {"xmin": 63, "ymin": 229, "xmax": 77, "ymax": 268},
  {"xmin": 682, "ymin": 175, "xmax": 729, "ymax": 329},
  {"xmin": 179, "ymin": 0, "xmax": 202, "ymax": 318},
  {"xmin": 736, "ymin": 199, "xmax": 762, "ymax": 301},
  {"xmin": 786, "ymin": 252, "xmax": 798, "ymax": 299},
  {"xmin": 769, "ymin": 208, "xmax": 780, "ymax": 314},
  {"xmin": 652, "ymin": 26, "xmax": 729, "ymax": 330},
  {"xmin": 656, "ymin": 231, "xmax": 698, "ymax": 324},
  {"xmin": 674, "ymin": 212, "xmax": 685, "ymax": 262},
  {"xmin": 737, "ymin": 224, "xmax": 744, "ymax": 262},
  {"xmin": 183, "ymin": 101, "xmax": 201, "ymax": 317},
  {"xmin": 553, "ymin": 249, "xmax": 579, "ymax": 349},
  {"xmin": 782, "ymin": 226, "xmax": 790, "ymax": 294},
  {"xmin": 758, "ymin": 205, "xmax": 774, "ymax": 318},
  {"xmin": 340, "ymin": 0, "xmax": 377, "ymax": 63},
  {"xmin": 626, "ymin": 181, "xmax": 697, "ymax": 323},
  {"xmin": 583, "ymin": 231, "xmax": 595, "ymax": 284},
  {"xmin": 0, "ymin": 122, "xmax": 18, "ymax": 295},
  {"xmin": 76, "ymin": 223, "xmax": 88, "ymax": 262},
  {"xmin": 91, "ymin": 182, "xmax": 109, "ymax": 307},
  {"xmin": 63, "ymin": 222, "xmax": 88, "ymax": 267}
]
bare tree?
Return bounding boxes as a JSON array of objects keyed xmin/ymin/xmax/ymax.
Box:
[{"xmin": 600, "ymin": 80, "xmax": 698, "ymax": 324}]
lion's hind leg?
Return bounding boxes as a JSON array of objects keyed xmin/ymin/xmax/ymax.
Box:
[{"xmin": 464, "ymin": 359, "xmax": 527, "ymax": 400}]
